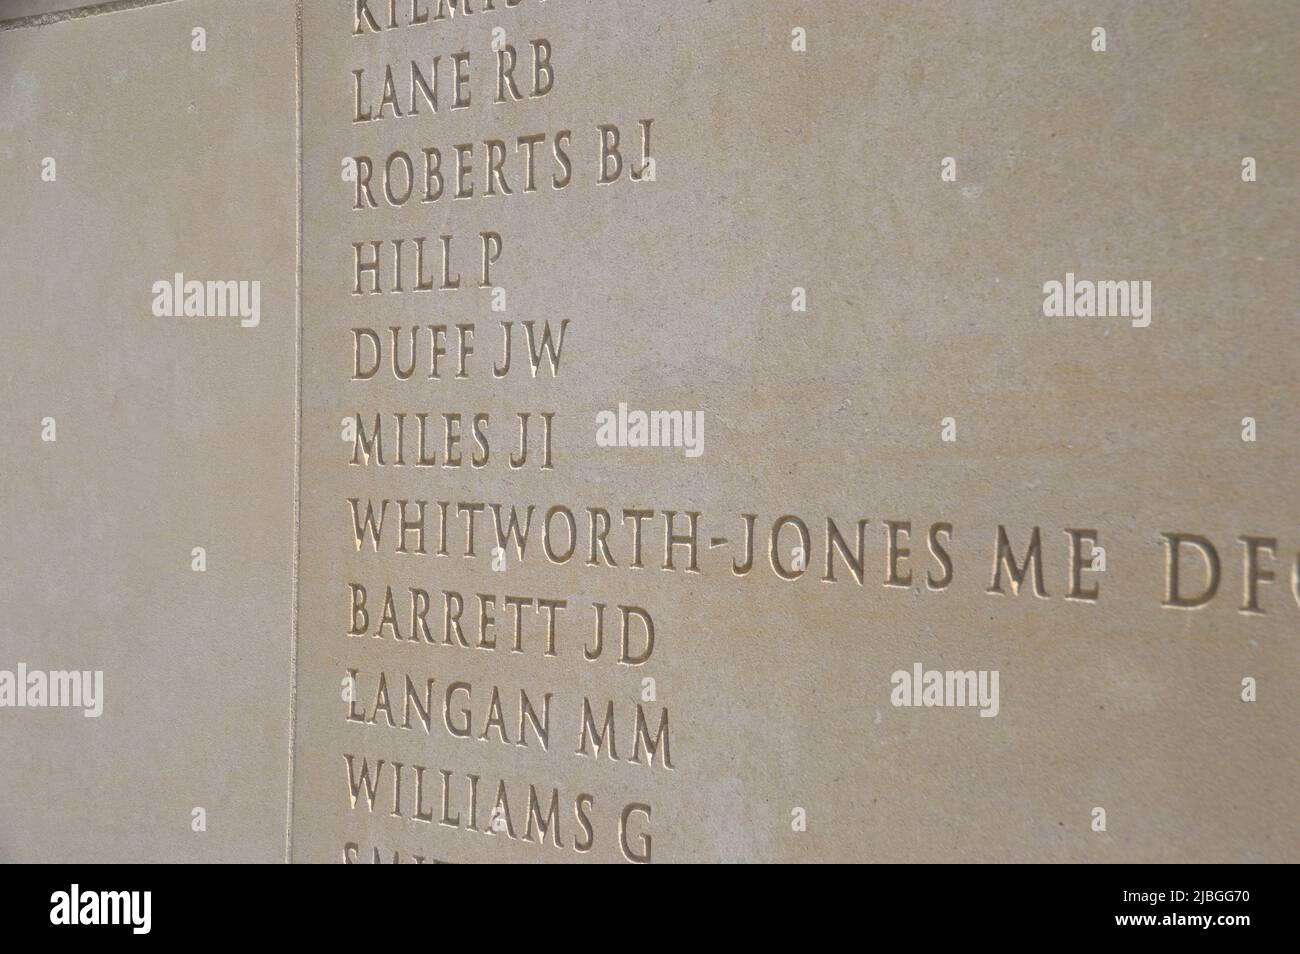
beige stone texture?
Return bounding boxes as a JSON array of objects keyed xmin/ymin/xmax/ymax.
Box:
[
  {"xmin": 0, "ymin": 0, "xmax": 297, "ymax": 861},
  {"xmin": 1, "ymin": 2, "xmax": 89, "ymax": 24},
  {"xmin": 290, "ymin": 0, "xmax": 1297, "ymax": 862},
  {"xmin": 1, "ymin": 0, "xmax": 1295, "ymax": 864}
]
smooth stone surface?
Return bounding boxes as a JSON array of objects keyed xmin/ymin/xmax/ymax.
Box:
[
  {"xmin": 290, "ymin": 0, "xmax": 1297, "ymax": 862},
  {"xmin": 0, "ymin": 0, "xmax": 296, "ymax": 862},
  {"xmin": 1, "ymin": 0, "xmax": 1295, "ymax": 865}
]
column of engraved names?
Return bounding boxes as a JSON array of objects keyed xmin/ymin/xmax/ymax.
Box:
[{"xmin": 338, "ymin": 0, "xmax": 664, "ymax": 863}]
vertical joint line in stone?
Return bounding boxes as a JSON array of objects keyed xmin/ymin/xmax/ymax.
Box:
[{"xmin": 286, "ymin": 0, "xmax": 304, "ymax": 866}]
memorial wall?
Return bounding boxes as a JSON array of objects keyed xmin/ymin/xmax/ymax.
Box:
[{"xmin": 2, "ymin": 0, "xmax": 1296, "ymax": 864}]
